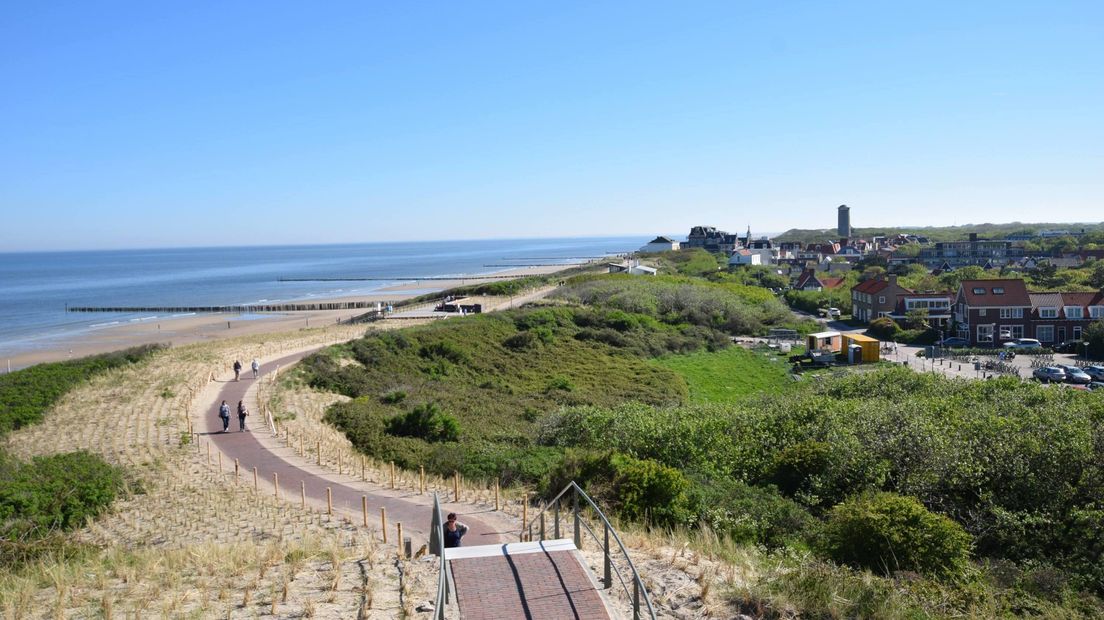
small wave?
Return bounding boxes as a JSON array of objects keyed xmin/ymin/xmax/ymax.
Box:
[
  {"xmin": 90, "ymin": 321, "xmax": 120, "ymax": 328},
  {"xmin": 171, "ymin": 312, "xmax": 197, "ymax": 318}
]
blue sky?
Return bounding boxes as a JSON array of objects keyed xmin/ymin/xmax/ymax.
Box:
[{"xmin": 1, "ymin": 1, "xmax": 1101, "ymax": 250}]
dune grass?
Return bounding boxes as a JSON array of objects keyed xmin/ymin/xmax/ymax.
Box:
[{"xmin": 652, "ymin": 345, "xmax": 801, "ymax": 404}]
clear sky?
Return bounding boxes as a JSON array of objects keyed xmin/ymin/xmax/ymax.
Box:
[{"xmin": 1, "ymin": 1, "xmax": 1101, "ymax": 251}]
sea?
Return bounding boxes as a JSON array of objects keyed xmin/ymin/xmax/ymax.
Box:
[{"xmin": 0, "ymin": 236, "xmax": 645, "ymax": 361}]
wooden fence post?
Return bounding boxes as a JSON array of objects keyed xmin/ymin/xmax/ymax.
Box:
[
  {"xmin": 381, "ymin": 508, "xmax": 388, "ymax": 543},
  {"xmin": 390, "ymin": 462, "xmax": 395, "ymax": 490},
  {"xmin": 362, "ymin": 496, "xmax": 368, "ymax": 527},
  {"xmin": 274, "ymin": 473, "xmax": 279, "ymax": 500},
  {"xmin": 396, "ymin": 523, "xmax": 403, "ymax": 557},
  {"xmin": 253, "ymin": 467, "xmax": 258, "ymax": 491},
  {"xmin": 495, "ymin": 481, "xmax": 500, "ymax": 511},
  {"xmin": 316, "ymin": 441, "xmax": 321, "ymax": 466},
  {"xmin": 419, "ymin": 466, "xmax": 425, "ymax": 494},
  {"xmin": 301, "ymin": 481, "xmax": 306, "ymax": 509},
  {"xmin": 522, "ymin": 493, "xmax": 529, "ymax": 542},
  {"xmin": 326, "ymin": 488, "xmax": 333, "ymax": 515},
  {"xmin": 453, "ymin": 472, "xmax": 460, "ymax": 502}
]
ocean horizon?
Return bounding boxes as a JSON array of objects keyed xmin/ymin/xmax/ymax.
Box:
[{"xmin": 0, "ymin": 236, "xmax": 645, "ymax": 359}]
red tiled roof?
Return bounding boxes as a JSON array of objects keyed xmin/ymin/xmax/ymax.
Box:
[
  {"xmin": 820, "ymin": 277, "xmax": 845, "ymax": 289},
  {"xmin": 1061, "ymin": 291, "xmax": 1104, "ymax": 308},
  {"xmin": 853, "ymin": 278, "xmax": 889, "ymax": 294},
  {"xmin": 958, "ymin": 279, "xmax": 1030, "ymax": 307}
]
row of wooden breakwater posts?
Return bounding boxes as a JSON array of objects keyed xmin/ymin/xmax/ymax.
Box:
[{"xmin": 66, "ymin": 300, "xmax": 385, "ymax": 313}]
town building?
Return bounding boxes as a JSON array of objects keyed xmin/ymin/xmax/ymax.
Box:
[
  {"xmin": 685, "ymin": 226, "xmax": 740, "ymax": 253},
  {"xmin": 919, "ymin": 233, "xmax": 1023, "ymax": 269},
  {"xmin": 850, "ymin": 274, "xmax": 911, "ymax": 323},
  {"xmin": 837, "ymin": 205, "xmax": 851, "ymax": 238},
  {"xmin": 952, "ymin": 279, "xmax": 1033, "ymax": 344},
  {"xmin": 639, "ymin": 236, "xmax": 680, "ymax": 253}
]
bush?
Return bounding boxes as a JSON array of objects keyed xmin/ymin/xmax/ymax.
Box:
[
  {"xmin": 689, "ymin": 475, "xmax": 816, "ymax": 548},
  {"xmin": 0, "ymin": 451, "xmax": 125, "ymax": 537},
  {"xmin": 546, "ymin": 451, "xmax": 693, "ymax": 527},
  {"xmin": 820, "ymin": 492, "xmax": 972, "ymax": 579},
  {"xmin": 866, "ymin": 317, "xmax": 899, "ymax": 340},
  {"xmin": 503, "ymin": 331, "xmax": 540, "ymax": 350},
  {"xmin": 770, "ymin": 441, "xmax": 832, "ymax": 496},
  {"xmin": 385, "ymin": 403, "xmax": 460, "ymax": 442}
]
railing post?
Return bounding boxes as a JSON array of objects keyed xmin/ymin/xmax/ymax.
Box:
[
  {"xmin": 554, "ymin": 498, "xmax": 560, "ymax": 539},
  {"xmin": 603, "ymin": 524, "xmax": 612, "ymax": 588},
  {"xmin": 573, "ymin": 489, "xmax": 581, "ymax": 549},
  {"xmin": 539, "ymin": 509, "xmax": 545, "ymax": 541},
  {"xmin": 633, "ymin": 576, "xmax": 640, "ymax": 619}
]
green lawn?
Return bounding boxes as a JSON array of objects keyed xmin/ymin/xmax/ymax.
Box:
[{"xmin": 652, "ymin": 345, "xmax": 798, "ymax": 403}]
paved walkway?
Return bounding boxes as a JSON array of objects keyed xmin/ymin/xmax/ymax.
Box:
[
  {"xmin": 448, "ymin": 540, "xmax": 611, "ymax": 620},
  {"xmin": 200, "ymin": 350, "xmax": 507, "ymax": 544}
]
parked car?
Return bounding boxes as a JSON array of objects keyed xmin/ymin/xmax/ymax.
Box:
[
  {"xmin": 1081, "ymin": 365, "xmax": 1104, "ymax": 381},
  {"xmin": 1089, "ymin": 382, "xmax": 1104, "ymax": 391},
  {"xmin": 827, "ymin": 307, "xmax": 841, "ymax": 318},
  {"xmin": 1033, "ymin": 366, "xmax": 1067, "ymax": 383},
  {"xmin": 939, "ymin": 337, "xmax": 969, "ymax": 348},
  {"xmin": 1057, "ymin": 365, "xmax": 1092, "ymax": 385},
  {"xmin": 1053, "ymin": 340, "xmax": 1084, "ymax": 354},
  {"xmin": 1004, "ymin": 338, "xmax": 1044, "ymax": 350}
]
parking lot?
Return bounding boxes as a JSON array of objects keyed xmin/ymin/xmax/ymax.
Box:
[{"xmin": 888, "ymin": 342, "xmax": 1087, "ymax": 382}]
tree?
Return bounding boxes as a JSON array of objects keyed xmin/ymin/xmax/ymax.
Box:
[
  {"xmin": 1089, "ymin": 261, "xmax": 1104, "ymax": 290},
  {"xmin": 905, "ymin": 308, "xmax": 930, "ymax": 330},
  {"xmin": 893, "ymin": 243, "xmax": 922, "ymax": 258},
  {"xmin": 1086, "ymin": 320, "xmax": 1104, "ymax": 360}
]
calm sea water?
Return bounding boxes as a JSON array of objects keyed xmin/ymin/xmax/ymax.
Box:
[{"xmin": 0, "ymin": 236, "xmax": 644, "ymax": 358}]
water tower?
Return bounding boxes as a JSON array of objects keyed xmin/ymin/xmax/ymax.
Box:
[{"xmin": 837, "ymin": 204, "xmax": 851, "ymax": 238}]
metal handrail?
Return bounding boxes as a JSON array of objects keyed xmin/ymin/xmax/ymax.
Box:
[
  {"xmin": 430, "ymin": 492, "xmax": 450, "ymax": 620},
  {"xmin": 523, "ymin": 481, "xmax": 656, "ymax": 620}
]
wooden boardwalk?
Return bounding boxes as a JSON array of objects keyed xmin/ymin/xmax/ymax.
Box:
[{"xmin": 447, "ymin": 540, "xmax": 611, "ymax": 620}]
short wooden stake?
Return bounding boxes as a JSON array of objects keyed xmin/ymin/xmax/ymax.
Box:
[
  {"xmin": 317, "ymin": 441, "xmax": 321, "ymax": 466},
  {"xmin": 326, "ymin": 487, "xmax": 332, "ymax": 515},
  {"xmin": 361, "ymin": 456, "xmax": 366, "ymax": 481},
  {"xmin": 495, "ymin": 481, "xmax": 500, "ymax": 511},
  {"xmin": 381, "ymin": 508, "xmax": 388, "ymax": 543},
  {"xmin": 253, "ymin": 467, "xmax": 258, "ymax": 491},
  {"xmin": 453, "ymin": 472, "xmax": 460, "ymax": 502},
  {"xmin": 522, "ymin": 493, "xmax": 529, "ymax": 541},
  {"xmin": 218, "ymin": 451, "xmax": 222, "ymax": 472},
  {"xmin": 338, "ymin": 452, "xmax": 342, "ymax": 475},
  {"xmin": 390, "ymin": 462, "xmax": 395, "ymax": 489},
  {"xmin": 362, "ymin": 496, "xmax": 368, "ymax": 527},
  {"xmin": 206, "ymin": 442, "xmax": 211, "ymax": 466},
  {"xmin": 274, "ymin": 473, "xmax": 279, "ymax": 500},
  {"xmin": 419, "ymin": 466, "xmax": 425, "ymax": 494},
  {"xmin": 396, "ymin": 522, "xmax": 404, "ymax": 556},
  {"xmin": 234, "ymin": 458, "xmax": 240, "ymax": 480},
  {"xmin": 299, "ymin": 434, "xmax": 303, "ymax": 456}
]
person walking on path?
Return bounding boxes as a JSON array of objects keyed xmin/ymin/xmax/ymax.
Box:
[
  {"xmin": 233, "ymin": 360, "xmax": 243, "ymax": 381},
  {"xmin": 251, "ymin": 358, "xmax": 259, "ymax": 379},
  {"xmin": 237, "ymin": 400, "xmax": 249, "ymax": 432},
  {"xmin": 218, "ymin": 400, "xmax": 231, "ymax": 432},
  {"xmin": 444, "ymin": 513, "xmax": 469, "ymax": 548}
]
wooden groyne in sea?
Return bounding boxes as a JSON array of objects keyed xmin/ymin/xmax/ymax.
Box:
[{"xmin": 66, "ymin": 301, "xmax": 383, "ymax": 313}]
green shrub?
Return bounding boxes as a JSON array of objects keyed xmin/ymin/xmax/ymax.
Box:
[
  {"xmin": 545, "ymin": 376, "xmax": 575, "ymax": 393},
  {"xmin": 820, "ymin": 492, "xmax": 972, "ymax": 579},
  {"xmin": 0, "ymin": 451, "xmax": 125, "ymax": 537},
  {"xmin": 866, "ymin": 317, "xmax": 899, "ymax": 340},
  {"xmin": 689, "ymin": 475, "xmax": 816, "ymax": 548},
  {"xmin": 417, "ymin": 341, "xmax": 468, "ymax": 365},
  {"xmin": 380, "ymin": 390, "xmax": 407, "ymax": 404},
  {"xmin": 503, "ymin": 331, "xmax": 540, "ymax": 350},
  {"xmin": 770, "ymin": 441, "xmax": 832, "ymax": 497},
  {"xmin": 385, "ymin": 403, "xmax": 460, "ymax": 442},
  {"xmin": 546, "ymin": 451, "xmax": 692, "ymax": 527}
]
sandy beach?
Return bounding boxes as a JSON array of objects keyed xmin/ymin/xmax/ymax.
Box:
[{"xmin": 2, "ymin": 264, "xmax": 582, "ymax": 371}]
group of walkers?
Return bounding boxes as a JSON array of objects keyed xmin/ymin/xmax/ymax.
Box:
[
  {"xmin": 232, "ymin": 358, "xmax": 260, "ymax": 381},
  {"xmin": 217, "ymin": 399, "xmax": 249, "ymax": 432}
]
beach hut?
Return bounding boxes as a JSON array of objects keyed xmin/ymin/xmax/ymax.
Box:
[
  {"xmin": 841, "ymin": 333, "xmax": 880, "ymax": 363},
  {"xmin": 806, "ymin": 331, "xmax": 842, "ymax": 354}
]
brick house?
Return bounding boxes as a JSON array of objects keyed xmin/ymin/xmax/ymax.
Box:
[
  {"xmin": 953, "ymin": 279, "xmax": 1032, "ymax": 345},
  {"xmin": 850, "ymin": 274, "xmax": 910, "ymax": 323},
  {"xmin": 889, "ymin": 292, "xmax": 954, "ymax": 328},
  {"xmin": 1029, "ymin": 291, "xmax": 1104, "ymax": 345}
]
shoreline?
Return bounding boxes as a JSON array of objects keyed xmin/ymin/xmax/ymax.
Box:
[{"xmin": 1, "ymin": 264, "xmax": 581, "ymax": 372}]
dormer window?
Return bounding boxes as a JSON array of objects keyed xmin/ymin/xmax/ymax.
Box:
[
  {"xmin": 972, "ymin": 288, "xmax": 986, "ymax": 294},
  {"xmin": 1039, "ymin": 307, "xmax": 1058, "ymax": 319},
  {"xmin": 992, "ymin": 287, "xmax": 1004, "ymax": 294},
  {"xmin": 1065, "ymin": 306, "xmax": 1083, "ymax": 319}
]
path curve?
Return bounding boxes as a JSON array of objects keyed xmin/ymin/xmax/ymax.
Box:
[{"xmin": 200, "ymin": 350, "xmax": 508, "ymax": 546}]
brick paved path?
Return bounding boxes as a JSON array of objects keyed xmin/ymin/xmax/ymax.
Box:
[
  {"xmin": 202, "ymin": 349, "xmax": 506, "ymax": 544},
  {"xmin": 448, "ymin": 541, "xmax": 611, "ymax": 620}
]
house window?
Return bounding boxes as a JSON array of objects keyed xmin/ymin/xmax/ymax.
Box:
[
  {"xmin": 1065, "ymin": 306, "xmax": 1083, "ymax": 319},
  {"xmin": 1039, "ymin": 307, "xmax": 1058, "ymax": 319},
  {"xmin": 1074, "ymin": 327, "xmax": 1083, "ymax": 340},
  {"xmin": 878, "ymin": 296, "xmax": 885, "ymax": 304},
  {"xmin": 992, "ymin": 287, "xmax": 1004, "ymax": 294},
  {"xmin": 1036, "ymin": 325, "xmax": 1054, "ymax": 342},
  {"xmin": 999, "ymin": 308, "xmax": 1023, "ymax": 319},
  {"xmin": 1091, "ymin": 306, "xmax": 1104, "ymax": 319},
  {"xmin": 1010, "ymin": 325, "xmax": 1024, "ymax": 338},
  {"xmin": 977, "ymin": 325, "xmax": 994, "ymax": 343},
  {"xmin": 978, "ymin": 309, "xmax": 986, "ymax": 316},
  {"xmin": 972, "ymin": 288, "xmax": 986, "ymax": 294}
]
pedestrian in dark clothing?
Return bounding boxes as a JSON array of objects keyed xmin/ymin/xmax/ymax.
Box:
[
  {"xmin": 233, "ymin": 360, "xmax": 242, "ymax": 381},
  {"xmin": 218, "ymin": 400, "xmax": 231, "ymax": 432},
  {"xmin": 237, "ymin": 400, "xmax": 248, "ymax": 432},
  {"xmin": 444, "ymin": 513, "xmax": 468, "ymax": 548}
]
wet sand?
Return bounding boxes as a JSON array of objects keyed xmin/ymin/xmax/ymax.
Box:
[{"xmin": 2, "ymin": 264, "xmax": 578, "ymax": 371}]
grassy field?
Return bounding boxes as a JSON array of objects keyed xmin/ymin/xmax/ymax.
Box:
[{"xmin": 652, "ymin": 346, "xmax": 799, "ymax": 404}]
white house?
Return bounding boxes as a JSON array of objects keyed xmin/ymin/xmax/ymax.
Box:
[
  {"xmin": 728, "ymin": 249, "xmax": 762, "ymax": 266},
  {"xmin": 608, "ymin": 261, "xmax": 658, "ymax": 276},
  {"xmin": 639, "ymin": 236, "xmax": 680, "ymax": 253}
]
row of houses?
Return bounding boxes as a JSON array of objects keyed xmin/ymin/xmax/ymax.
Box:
[{"xmin": 850, "ymin": 274, "xmax": 1104, "ymax": 346}]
